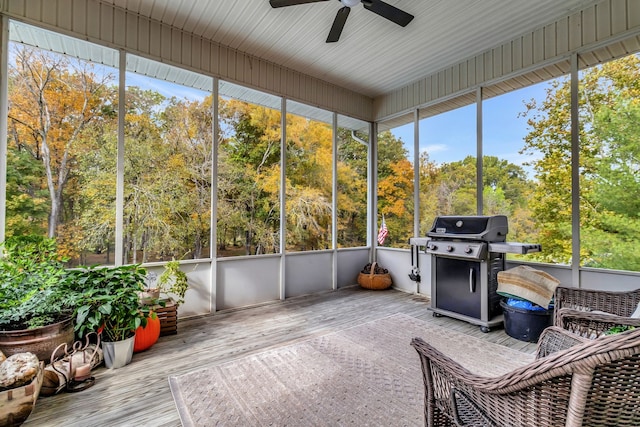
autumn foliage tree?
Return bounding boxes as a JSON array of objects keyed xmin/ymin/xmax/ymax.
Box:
[
  {"xmin": 377, "ymin": 130, "xmax": 414, "ymax": 247},
  {"xmin": 6, "ymin": 40, "xmax": 639, "ymax": 273},
  {"xmin": 8, "ymin": 45, "xmax": 114, "ymax": 243},
  {"xmin": 337, "ymin": 128, "xmax": 368, "ymax": 248},
  {"xmin": 217, "ymin": 98, "xmax": 281, "ymax": 255},
  {"xmin": 284, "ymin": 113, "xmax": 333, "ymax": 251}
]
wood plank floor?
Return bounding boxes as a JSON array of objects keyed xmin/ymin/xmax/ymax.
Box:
[{"xmin": 24, "ymin": 286, "xmax": 538, "ymax": 427}]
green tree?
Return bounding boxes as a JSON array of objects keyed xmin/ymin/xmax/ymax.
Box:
[
  {"xmin": 521, "ymin": 54, "xmax": 640, "ymax": 270},
  {"xmin": 582, "ymin": 93, "xmax": 640, "ymax": 270},
  {"xmin": 418, "ymin": 154, "xmax": 533, "ymax": 238},
  {"xmin": 418, "ymin": 151, "xmax": 441, "ymax": 234},
  {"xmin": 4, "ymin": 148, "xmax": 49, "ymax": 237},
  {"xmin": 481, "ymin": 156, "xmax": 535, "ymax": 244},
  {"xmin": 71, "ymin": 112, "xmax": 118, "ymax": 265},
  {"xmin": 437, "ymin": 156, "xmax": 477, "ymax": 215},
  {"xmin": 121, "ymin": 86, "xmax": 167, "ymax": 263},
  {"xmin": 521, "ymin": 76, "xmax": 575, "ymax": 263},
  {"xmin": 160, "ymin": 96, "xmax": 213, "ymax": 259},
  {"xmin": 482, "ymin": 156, "xmax": 530, "ymax": 208}
]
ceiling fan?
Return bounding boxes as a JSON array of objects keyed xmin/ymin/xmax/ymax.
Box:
[{"xmin": 269, "ymin": 0, "xmax": 414, "ymax": 43}]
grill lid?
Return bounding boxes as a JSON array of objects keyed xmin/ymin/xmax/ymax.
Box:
[{"xmin": 427, "ymin": 215, "xmax": 508, "ymax": 242}]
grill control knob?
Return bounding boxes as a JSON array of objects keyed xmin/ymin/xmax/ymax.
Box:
[
  {"xmin": 446, "ymin": 245, "xmax": 454, "ymax": 252},
  {"xmin": 428, "ymin": 243, "xmax": 438, "ymax": 251},
  {"xmin": 464, "ymin": 246, "xmax": 473, "ymax": 254}
]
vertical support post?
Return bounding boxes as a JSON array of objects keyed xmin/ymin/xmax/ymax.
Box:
[
  {"xmin": 413, "ymin": 109, "xmax": 420, "ymax": 239},
  {"xmin": 0, "ymin": 16, "xmax": 8, "ymax": 244},
  {"xmin": 210, "ymin": 77, "xmax": 219, "ymax": 314},
  {"xmin": 413, "ymin": 109, "xmax": 421, "ymax": 294},
  {"xmin": 370, "ymin": 122, "xmax": 377, "ymax": 262},
  {"xmin": 115, "ymin": 50, "xmax": 126, "ymax": 266},
  {"xmin": 332, "ymin": 112, "xmax": 338, "ymax": 290},
  {"xmin": 280, "ymin": 98, "xmax": 287, "ymax": 300},
  {"xmin": 570, "ymin": 53, "xmax": 581, "ymax": 287},
  {"xmin": 476, "ymin": 87, "xmax": 483, "ymax": 216}
]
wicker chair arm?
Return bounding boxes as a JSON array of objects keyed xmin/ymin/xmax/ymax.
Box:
[
  {"xmin": 535, "ymin": 326, "xmax": 589, "ymax": 359},
  {"xmin": 557, "ymin": 307, "xmax": 640, "ymax": 338},
  {"xmin": 412, "ymin": 328, "xmax": 640, "ymax": 427},
  {"xmin": 411, "ymin": 336, "xmax": 578, "ymax": 426},
  {"xmin": 411, "ymin": 335, "xmax": 584, "ymax": 395}
]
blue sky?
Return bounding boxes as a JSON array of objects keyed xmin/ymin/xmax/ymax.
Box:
[
  {"xmin": 389, "ymin": 82, "xmax": 550, "ymax": 178},
  {"xmin": 126, "ymin": 72, "xmax": 210, "ymax": 101}
]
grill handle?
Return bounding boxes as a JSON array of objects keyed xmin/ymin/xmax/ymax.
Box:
[{"xmin": 469, "ymin": 268, "xmax": 476, "ymax": 293}]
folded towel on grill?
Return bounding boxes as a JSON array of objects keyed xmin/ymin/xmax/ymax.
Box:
[{"xmin": 497, "ymin": 266, "xmax": 560, "ymax": 308}]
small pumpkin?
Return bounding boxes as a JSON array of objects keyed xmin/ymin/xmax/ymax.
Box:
[{"xmin": 133, "ymin": 312, "xmax": 161, "ymax": 353}]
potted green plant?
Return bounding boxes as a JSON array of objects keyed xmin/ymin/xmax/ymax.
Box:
[
  {"xmin": 0, "ymin": 235, "xmax": 78, "ymax": 360},
  {"xmin": 156, "ymin": 259, "xmax": 190, "ymax": 306},
  {"xmin": 71, "ymin": 264, "xmax": 152, "ymax": 368},
  {"xmin": 140, "ymin": 259, "xmax": 190, "ymax": 336}
]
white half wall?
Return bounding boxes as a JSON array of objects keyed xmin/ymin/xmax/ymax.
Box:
[
  {"xmin": 217, "ymin": 255, "xmax": 281, "ymax": 311},
  {"xmin": 337, "ymin": 247, "xmax": 371, "ymax": 289},
  {"xmin": 156, "ymin": 248, "xmax": 640, "ymax": 319},
  {"xmin": 285, "ymin": 251, "xmax": 333, "ymax": 298},
  {"xmin": 144, "ymin": 260, "xmax": 212, "ymax": 318}
]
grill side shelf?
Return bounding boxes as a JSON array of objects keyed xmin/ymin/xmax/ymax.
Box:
[{"xmin": 488, "ymin": 242, "xmax": 541, "ymax": 254}]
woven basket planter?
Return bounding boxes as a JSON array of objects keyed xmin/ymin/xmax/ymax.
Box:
[{"xmin": 357, "ymin": 262, "xmax": 392, "ymax": 290}]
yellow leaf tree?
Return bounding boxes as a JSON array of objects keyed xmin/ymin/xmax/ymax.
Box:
[{"xmin": 8, "ymin": 45, "xmax": 115, "ymax": 239}]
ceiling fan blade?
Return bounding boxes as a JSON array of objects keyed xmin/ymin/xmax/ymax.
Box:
[
  {"xmin": 326, "ymin": 7, "xmax": 350, "ymax": 43},
  {"xmin": 362, "ymin": 0, "xmax": 414, "ymax": 27},
  {"xmin": 269, "ymin": 0, "xmax": 329, "ymax": 8}
]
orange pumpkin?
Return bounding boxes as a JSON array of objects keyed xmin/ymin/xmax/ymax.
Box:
[{"xmin": 133, "ymin": 313, "xmax": 161, "ymax": 353}]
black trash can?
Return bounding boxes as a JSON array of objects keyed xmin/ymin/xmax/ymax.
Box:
[{"xmin": 500, "ymin": 299, "xmax": 553, "ymax": 343}]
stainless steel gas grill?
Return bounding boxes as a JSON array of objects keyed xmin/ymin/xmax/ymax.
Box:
[{"xmin": 412, "ymin": 215, "xmax": 541, "ymax": 332}]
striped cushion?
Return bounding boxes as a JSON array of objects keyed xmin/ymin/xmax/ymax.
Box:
[{"xmin": 497, "ymin": 266, "xmax": 560, "ymax": 308}]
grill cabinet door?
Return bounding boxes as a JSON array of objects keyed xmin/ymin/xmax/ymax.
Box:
[{"xmin": 434, "ymin": 257, "xmax": 481, "ymax": 319}]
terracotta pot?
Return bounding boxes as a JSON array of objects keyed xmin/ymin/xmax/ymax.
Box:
[
  {"xmin": 0, "ymin": 317, "xmax": 75, "ymax": 361},
  {"xmin": 134, "ymin": 314, "xmax": 161, "ymax": 353}
]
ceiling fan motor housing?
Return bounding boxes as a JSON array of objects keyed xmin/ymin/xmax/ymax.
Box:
[
  {"xmin": 341, "ymin": 0, "xmax": 360, "ymax": 7},
  {"xmin": 270, "ymin": 0, "xmax": 414, "ymax": 43}
]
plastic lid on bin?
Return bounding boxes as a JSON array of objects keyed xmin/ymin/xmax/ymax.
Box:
[{"xmin": 505, "ymin": 297, "xmax": 552, "ymax": 311}]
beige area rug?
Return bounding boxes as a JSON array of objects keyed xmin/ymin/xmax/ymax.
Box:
[{"xmin": 168, "ymin": 313, "xmax": 534, "ymax": 427}]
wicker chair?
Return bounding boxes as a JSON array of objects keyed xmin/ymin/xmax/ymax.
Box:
[
  {"xmin": 411, "ymin": 326, "xmax": 640, "ymax": 426},
  {"xmin": 554, "ymin": 286, "xmax": 640, "ymax": 338}
]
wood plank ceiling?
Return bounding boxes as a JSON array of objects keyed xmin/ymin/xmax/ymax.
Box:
[{"xmin": 101, "ymin": 0, "xmax": 600, "ymax": 99}]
